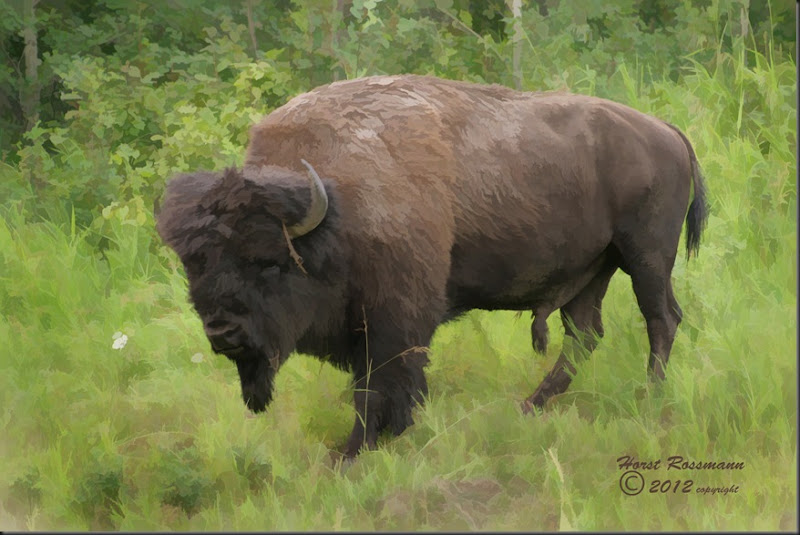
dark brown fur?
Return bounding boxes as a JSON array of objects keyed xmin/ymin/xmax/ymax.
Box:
[{"xmin": 157, "ymin": 74, "xmax": 708, "ymax": 457}]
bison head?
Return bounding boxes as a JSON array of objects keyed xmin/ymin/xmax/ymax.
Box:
[{"xmin": 156, "ymin": 160, "xmax": 343, "ymax": 412}]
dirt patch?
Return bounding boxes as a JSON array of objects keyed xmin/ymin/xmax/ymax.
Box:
[
  {"xmin": 159, "ymin": 504, "xmax": 186, "ymax": 527},
  {"xmin": 376, "ymin": 477, "xmax": 506, "ymax": 530},
  {"xmin": 779, "ymin": 510, "xmax": 797, "ymax": 532}
]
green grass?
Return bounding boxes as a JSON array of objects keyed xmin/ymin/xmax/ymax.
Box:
[{"xmin": 0, "ymin": 46, "xmax": 796, "ymax": 530}]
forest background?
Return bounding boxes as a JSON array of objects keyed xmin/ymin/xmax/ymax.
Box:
[{"xmin": 0, "ymin": 0, "xmax": 796, "ymax": 530}]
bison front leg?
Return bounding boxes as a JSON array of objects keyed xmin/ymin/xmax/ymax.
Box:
[
  {"xmin": 343, "ymin": 384, "xmax": 382, "ymax": 457},
  {"xmin": 342, "ymin": 344, "xmax": 430, "ymax": 458}
]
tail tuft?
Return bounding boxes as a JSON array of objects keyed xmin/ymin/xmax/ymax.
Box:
[{"xmin": 685, "ymin": 157, "xmax": 708, "ymax": 260}]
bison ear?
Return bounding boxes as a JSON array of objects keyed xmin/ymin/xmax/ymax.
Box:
[
  {"xmin": 199, "ymin": 167, "xmax": 245, "ymax": 212},
  {"xmin": 156, "ymin": 170, "xmax": 223, "ymax": 252},
  {"xmin": 234, "ymin": 162, "xmax": 329, "ymax": 238}
]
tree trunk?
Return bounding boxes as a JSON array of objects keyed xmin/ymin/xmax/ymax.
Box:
[
  {"xmin": 20, "ymin": 0, "xmax": 39, "ymax": 131},
  {"xmin": 331, "ymin": 0, "xmax": 348, "ymax": 81},
  {"xmin": 509, "ymin": 0, "xmax": 522, "ymax": 90},
  {"xmin": 245, "ymin": 0, "xmax": 259, "ymax": 59}
]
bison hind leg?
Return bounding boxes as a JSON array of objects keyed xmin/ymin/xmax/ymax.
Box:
[
  {"xmin": 523, "ymin": 263, "xmax": 617, "ymax": 412},
  {"xmin": 531, "ymin": 309, "xmax": 551, "ymax": 354},
  {"xmin": 628, "ymin": 256, "xmax": 682, "ymax": 381}
]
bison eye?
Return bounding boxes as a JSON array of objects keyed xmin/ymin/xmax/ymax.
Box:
[
  {"xmin": 264, "ymin": 265, "xmax": 281, "ymax": 277},
  {"xmin": 252, "ymin": 260, "xmax": 280, "ymax": 278}
]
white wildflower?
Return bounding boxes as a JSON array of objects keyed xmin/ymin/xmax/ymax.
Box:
[
  {"xmin": 112, "ymin": 333, "xmax": 128, "ymax": 350},
  {"xmin": 190, "ymin": 353, "xmax": 204, "ymax": 363}
]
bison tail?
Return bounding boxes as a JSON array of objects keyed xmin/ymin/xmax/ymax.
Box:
[
  {"xmin": 685, "ymin": 156, "xmax": 709, "ymax": 260},
  {"xmin": 664, "ymin": 121, "xmax": 709, "ymax": 260}
]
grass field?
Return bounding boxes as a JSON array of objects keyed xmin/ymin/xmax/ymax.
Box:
[{"xmin": 0, "ymin": 38, "xmax": 796, "ymax": 530}]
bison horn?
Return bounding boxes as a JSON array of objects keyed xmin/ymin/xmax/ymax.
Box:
[{"xmin": 286, "ymin": 159, "xmax": 329, "ymax": 238}]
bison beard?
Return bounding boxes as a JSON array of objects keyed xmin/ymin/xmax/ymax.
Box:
[
  {"xmin": 235, "ymin": 354, "xmax": 273, "ymax": 412},
  {"xmin": 156, "ymin": 74, "xmax": 708, "ymax": 458}
]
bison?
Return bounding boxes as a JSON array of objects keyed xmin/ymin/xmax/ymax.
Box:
[{"xmin": 156, "ymin": 74, "xmax": 708, "ymax": 457}]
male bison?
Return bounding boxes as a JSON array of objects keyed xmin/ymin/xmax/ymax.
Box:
[{"xmin": 157, "ymin": 74, "xmax": 708, "ymax": 457}]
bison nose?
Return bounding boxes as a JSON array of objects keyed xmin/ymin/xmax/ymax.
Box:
[
  {"xmin": 205, "ymin": 320, "xmax": 244, "ymax": 353},
  {"xmin": 208, "ymin": 331, "xmax": 244, "ymax": 354}
]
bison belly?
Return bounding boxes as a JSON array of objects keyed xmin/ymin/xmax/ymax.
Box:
[{"xmin": 445, "ymin": 222, "xmax": 615, "ymax": 316}]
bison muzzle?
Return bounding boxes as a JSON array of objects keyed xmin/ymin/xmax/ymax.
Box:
[{"xmin": 156, "ymin": 74, "xmax": 708, "ymax": 457}]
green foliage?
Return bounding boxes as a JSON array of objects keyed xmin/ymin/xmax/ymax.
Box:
[
  {"xmin": 73, "ymin": 462, "xmax": 123, "ymax": 529},
  {"xmin": 0, "ymin": 0, "xmax": 796, "ymax": 531},
  {"xmin": 233, "ymin": 447, "xmax": 273, "ymax": 492},
  {"xmin": 6, "ymin": 467, "xmax": 42, "ymax": 519},
  {"xmin": 156, "ymin": 446, "xmax": 216, "ymax": 515},
  {"xmin": 8, "ymin": 11, "xmax": 299, "ymax": 226}
]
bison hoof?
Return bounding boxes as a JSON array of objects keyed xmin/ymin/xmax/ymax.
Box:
[
  {"xmin": 521, "ymin": 383, "xmax": 555, "ymax": 414},
  {"xmin": 520, "ymin": 397, "xmax": 545, "ymax": 415},
  {"xmin": 328, "ymin": 449, "xmax": 357, "ymax": 468},
  {"xmin": 520, "ymin": 400, "xmax": 535, "ymax": 414}
]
